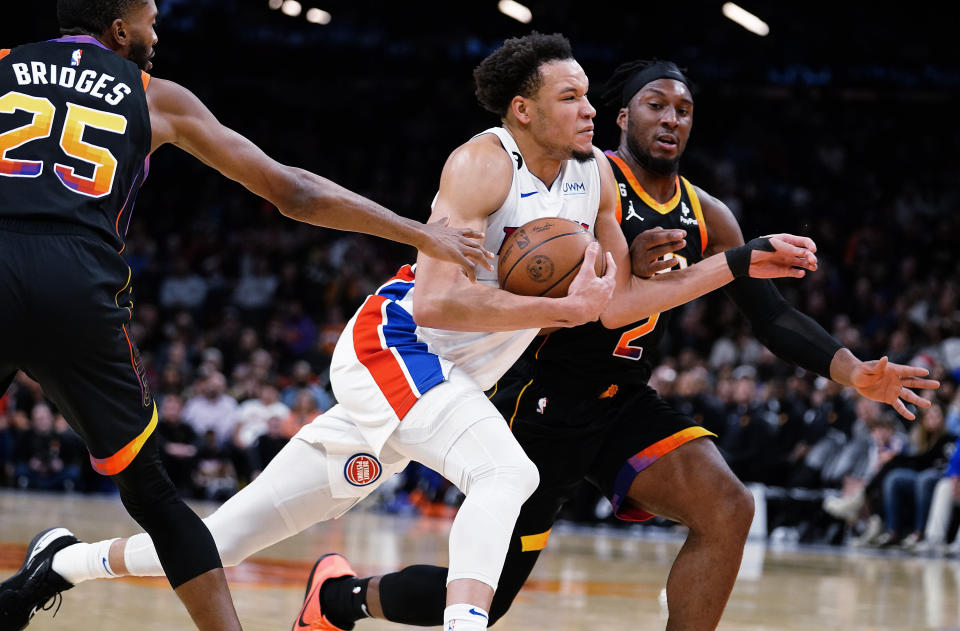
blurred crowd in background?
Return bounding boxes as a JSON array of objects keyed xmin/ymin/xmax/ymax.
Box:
[{"xmin": 1, "ymin": 1, "xmax": 958, "ymax": 554}]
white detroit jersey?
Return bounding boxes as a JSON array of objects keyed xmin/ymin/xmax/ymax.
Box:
[
  {"xmin": 415, "ymin": 126, "xmax": 602, "ymax": 390},
  {"xmin": 318, "ymin": 126, "xmax": 601, "ymax": 456}
]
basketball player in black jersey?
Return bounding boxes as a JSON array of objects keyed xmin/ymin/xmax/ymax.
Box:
[
  {"xmin": 304, "ymin": 61, "xmax": 939, "ymax": 630},
  {"xmin": 0, "ymin": 1, "xmax": 490, "ymax": 630}
]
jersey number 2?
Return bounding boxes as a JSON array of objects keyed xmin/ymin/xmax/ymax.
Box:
[
  {"xmin": 0, "ymin": 91, "xmax": 127, "ymax": 198},
  {"xmin": 612, "ymin": 253, "xmax": 688, "ymax": 360}
]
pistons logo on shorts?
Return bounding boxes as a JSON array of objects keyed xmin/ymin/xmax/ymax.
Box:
[{"xmin": 344, "ymin": 453, "xmax": 382, "ymax": 486}]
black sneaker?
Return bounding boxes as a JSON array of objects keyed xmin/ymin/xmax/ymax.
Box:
[{"xmin": 0, "ymin": 527, "xmax": 79, "ymax": 630}]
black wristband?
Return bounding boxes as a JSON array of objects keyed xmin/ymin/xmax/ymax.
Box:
[{"xmin": 724, "ymin": 237, "xmax": 775, "ymax": 279}]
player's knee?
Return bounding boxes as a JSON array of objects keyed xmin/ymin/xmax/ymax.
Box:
[
  {"xmin": 492, "ymin": 451, "xmax": 539, "ymax": 505},
  {"xmin": 462, "ymin": 444, "xmax": 538, "ymax": 504},
  {"xmin": 706, "ymin": 477, "xmax": 754, "ymax": 539},
  {"xmin": 208, "ymin": 525, "xmax": 244, "ymax": 568},
  {"xmin": 515, "ymin": 455, "xmax": 540, "ymax": 502},
  {"xmin": 216, "ymin": 547, "xmax": 245, "ymax": 568}
]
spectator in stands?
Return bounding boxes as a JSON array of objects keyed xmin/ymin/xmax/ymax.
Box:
[
  {"xmin": 158, "ymin": 256, "xmax": 208, "ymax": 315},
  {"xmin": 192, "ymin": 429, "xmax": 237, "ymax": 502},
  {"xmin": 860, "ymin": 401, "xmax": 954, "ymax": 549},
  {"xmin": 279, "ymin": 389, "xmax": 320, "ymax": 438},
  {"xmin": 280, "ymin": 360, "xmax": 335, "ymax": 412},
  {"xmin": 230, "ymin": 383, "xmax": 290, "ymax": 483},
  {"xmin": 232, "ymin": 255, "xmax": 278, "ymax": 326},
  {"xmin": 156, "ymin": 394, "xmax": 198, "ymax": 495},
  {"xmin": 182, "ymin": 371, "xmax": 238, "ymax": 444},
  {"xmin": 821, "ymin": 403, "xmax": 908, "ymax": 522},
  {"xmin": 717, "ymin": 367, "xmax": 778, "ymax": 484},
  {"xmin": 921, "ymin": 432, "xmax": 960, "ymax": 554},
  {"xmin": 249, "ymin": 415, "xmax": 289, "ymax": 479},
  {"xmin": 13, "ymin": 403, "xmax": 82, "ymax": 492}
]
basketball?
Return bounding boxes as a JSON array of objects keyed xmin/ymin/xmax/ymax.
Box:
[{"xmin": 498, "ymin": 216, "xmax": 606, "ymax": 298}]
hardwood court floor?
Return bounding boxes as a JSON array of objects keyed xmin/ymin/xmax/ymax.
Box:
[{"xmin": 2, "ymin": 490, "xmax": 959, "ymax": 630}]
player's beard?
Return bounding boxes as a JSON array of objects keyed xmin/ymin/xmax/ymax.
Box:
[
  {"xmin": 571, "ymin": 147, "xmax": 594, "ymax": 163},
  {"xmin": 128, "ymin": 39, "xmax": 153, "ymax": 71},
  {"xmin": 626, "ymin": 125, "xmax": 681, "ymax": 176}
]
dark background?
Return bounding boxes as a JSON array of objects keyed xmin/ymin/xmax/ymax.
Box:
[{"xmin": 5, "ymin": 1, "xmax": 958, "ymax": 247}]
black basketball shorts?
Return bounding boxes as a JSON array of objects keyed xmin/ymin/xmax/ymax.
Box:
[
  {"xmin": 490, "ymin": 371, "xmax": 715, "ymax": 523},
  {"xmin": 0, "ymin": 221, "xmax": 155, "ymax": 475}
]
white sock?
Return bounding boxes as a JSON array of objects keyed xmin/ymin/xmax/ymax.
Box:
[
  {"xmin": 443, "ymin": 604, "xmax": 489, "ymax": 630},
  {"xmin": 51, "ymin": 539, "xmax": 118, "ymax": 584}
]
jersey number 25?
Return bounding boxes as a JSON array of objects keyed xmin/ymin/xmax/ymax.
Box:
[{"xmin": 0, "ymin": 91, "xmax": 127, "ymax": 198}]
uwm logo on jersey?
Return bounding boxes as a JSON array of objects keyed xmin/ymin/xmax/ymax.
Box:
[{"xmin": 562, "ymin": 181, "xmax": 586, "ymax": 195}]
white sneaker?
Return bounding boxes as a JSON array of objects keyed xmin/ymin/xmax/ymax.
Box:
[
  {"xmin": 852, "ymin": 515, "xmax": 884, "ymax": 547},
  {"xmin": 900, "ymin": 532, "xmax": 923, "ymax": 552},
  {"xmin": 824, "ymin": 489, "xmax": 865, "ymax": 522}
]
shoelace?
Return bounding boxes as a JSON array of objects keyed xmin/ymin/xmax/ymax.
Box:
[
  {"xmin": 29, "ymin": 591, "xmax": 63, "ymax": 621},
  {"xmin": 42, "ymin": 591, "xmax": 64, "ymax": 618}
]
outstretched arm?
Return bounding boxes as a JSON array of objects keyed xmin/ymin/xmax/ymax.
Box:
[
  {"xmin": 694, "ymin": 186, "xmax": 939, "ymax": 419},
  {"xmin": 146, "ymin": 77, "xmax": 490, "ymax": 275}
]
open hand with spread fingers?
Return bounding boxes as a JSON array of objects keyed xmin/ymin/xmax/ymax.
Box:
[{"xmin": 849, "ymin": 356, "xmax": 940, "ymax": 420}]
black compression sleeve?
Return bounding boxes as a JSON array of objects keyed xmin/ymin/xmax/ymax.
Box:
[{"xmin": 722, "ymin": 277, "xmax": 843, "ymax": 378}]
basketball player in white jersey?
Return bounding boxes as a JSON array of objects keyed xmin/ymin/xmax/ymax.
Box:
[{"xmin": 28, "ymin": 32, "xmax": 817, "ymax": 631}]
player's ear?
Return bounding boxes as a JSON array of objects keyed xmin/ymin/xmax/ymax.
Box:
[
  {"xmin": 616, "ymin": 108, "xmax": 628, "ymax": 132},
  {"xmin": 107, "ymin": 18, "xmax": 127, "ymax": 47},
  {"xmin": 510, "ymin": 96, "xmax": 532, "ymax": 125}
]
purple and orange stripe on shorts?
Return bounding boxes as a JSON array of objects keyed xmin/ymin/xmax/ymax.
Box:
[{"xmin": 610, "ymin": 426, "xmax": 716, "ymax": 522}]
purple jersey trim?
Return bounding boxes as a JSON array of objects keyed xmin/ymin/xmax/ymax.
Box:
[{"xmin": 51, "ymin": 35, "xmax": 110, "ymax": 50}]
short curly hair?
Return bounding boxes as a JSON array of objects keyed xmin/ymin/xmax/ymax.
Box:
[
  {"xmin": 473, "ymin": 32, "xmax": 574, "ymax": 118},
  {"xmin": 57, "ymin": 0, "xmax": 147, "ymax": 36}
]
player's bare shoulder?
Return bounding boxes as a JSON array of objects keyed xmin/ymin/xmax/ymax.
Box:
[
  {"xmin": 143, "ymin": 77, "xmax": 207, "ymax": 150},
  {"xmin": 689, "ymin": 183, "xmax": 744, "ymax": 253},
  {"xmin": 436, "ymin": 133, "xmax": 514, "ymax": 216},
  {"xmin": 688, "ymin": 183, "xmax": 735, "ymax": 219}
]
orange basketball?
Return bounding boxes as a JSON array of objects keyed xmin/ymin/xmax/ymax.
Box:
[{"xmin": 498, "ymin": 216, "xmax": 605, "ymax": 298}]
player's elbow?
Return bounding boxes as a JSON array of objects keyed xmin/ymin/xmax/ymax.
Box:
[
  {"xmin": 600, "ymin": 312, "xmax": 625, "ymax": 329},
  {"xmin": 271, "ymin": 167, "xmax": 313, "ymax": 219},
  {"xmin": 600, "ymin": 303, "xmax": 644, "ymax": 330}
]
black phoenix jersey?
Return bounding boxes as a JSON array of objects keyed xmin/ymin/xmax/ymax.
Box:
[
  {"xmin": 530, "ymin": 151, "xmax": 709, "ymax": 386},
  {"xmin": 0, "ymin": 36, "xmax": 151, "ymax": 251}
]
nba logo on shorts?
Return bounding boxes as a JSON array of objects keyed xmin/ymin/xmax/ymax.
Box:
[
  {"xmin": 344, "ymin": 453, "xmax": 382, "ymax": 486},
  {"xmin": 71, "ymin": 49, "xmax": 83, "ymax": 66}
]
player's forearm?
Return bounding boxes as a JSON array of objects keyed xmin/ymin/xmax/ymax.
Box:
[
  {"xmin": 274, "ymin": 167, "xmax": 427, "ymax": 250},
  {"xmin": 724, "ymin": 278, "xmax": 844, "ymax": 379},
  {"xmin": 601, "ymin": 253, "xmax": 733, "ymax": 328},
  {"xmin": 414, "ymin": 281, "xmax": 583, "ymax": 332}
]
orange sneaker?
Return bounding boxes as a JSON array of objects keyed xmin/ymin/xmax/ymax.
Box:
[{"xmin": 292, "ymin": 553, "xmax": 357, "ymax": 631}]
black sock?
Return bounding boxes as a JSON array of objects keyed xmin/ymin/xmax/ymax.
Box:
[
  {"xmin": 378, "ymin": 565, "xmax": 448, "ymax": 626},
  {"xmin": 319, "ymin": 576, "xmax": 370, "ymax": 630}
]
